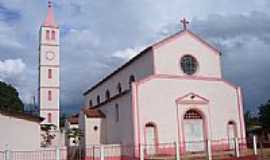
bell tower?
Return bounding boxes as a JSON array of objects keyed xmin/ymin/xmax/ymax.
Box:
[{"xmin": 39, "ymin": 1, "xmax": 60, "ymax": 129}]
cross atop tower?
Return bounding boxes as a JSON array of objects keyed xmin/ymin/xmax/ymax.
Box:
[
  {"xmin": 180, "ymin": 17, "xmax": 189, "ymax": 31},
  {"xmin": 43, "ymin": 0, "xmax": 57, "ymax": 27},
  {"xmin": 48, "ymin": 1, "xmax": 52, "ymax": 8}
]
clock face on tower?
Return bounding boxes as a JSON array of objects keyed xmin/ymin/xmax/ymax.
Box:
[{"xmin": 46, "ymin": 51, "xmax": 55, "ymax": 61}]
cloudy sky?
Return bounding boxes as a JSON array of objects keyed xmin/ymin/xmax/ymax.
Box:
[{"xmin": 0, "ymin": 0, "xmax": 269, "ymax": 114}]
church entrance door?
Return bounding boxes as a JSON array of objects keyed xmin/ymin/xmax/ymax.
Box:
[
  {"xmin": 145, "ymin": 123, "xmax": 157, "ymax": 155},
  {"xmin": 183, "ymin": 110, "xmax": 205, "ymax": 152}
]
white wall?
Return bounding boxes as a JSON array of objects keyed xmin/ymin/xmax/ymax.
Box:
[
  {"xmin": 98, "ymin": 93, "xmax": 134, "ymax": 145},
  {"xmin": 84, "ymin": 49, "xmax": 154, "ymax": 107},
  {"xmin": 153, "ymin": 32, "xmax": 222, "ymax": 78},
  {"xmin": 136, "ymin": 77, "xmax": 242, "ymax": 144},
  {"xmin": 0, "ymin": 114, "xmax": 41, "ymax": 150},
  {"xmin": 85, "ymin": 118, "xmax": 104, "ymax": 145}
]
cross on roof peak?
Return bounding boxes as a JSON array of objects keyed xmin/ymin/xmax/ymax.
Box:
[{"xmin": 180, "ymin": 17, "xmax": 190, "ymax": 31}]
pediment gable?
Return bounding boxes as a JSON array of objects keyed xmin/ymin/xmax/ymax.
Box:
[
  {"xmin": 175, "ymin": 92, "xmax": 209, "ymax": 104},
  {"xmin": 153, "ymin": 30, "xmax": 221, "ymax": 55}
]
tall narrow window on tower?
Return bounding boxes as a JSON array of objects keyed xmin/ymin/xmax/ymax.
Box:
[
  {"xmin": 48, "ymin": 69, "xmax": 52, "ymax": 79},
  {"xmin": 48, "ymin": 113, "xmax": 52, "ymax": 123},
  {"xmin": 46, "ymin": 30, "xmax": 50, "ymax": 40},
  {"xmin": 48, "ymin": 90, "xmax": 52, "ymax": 101},
  {"xmin": 51, "ymin": 30, "xmax": 55, "ymax": 40}
]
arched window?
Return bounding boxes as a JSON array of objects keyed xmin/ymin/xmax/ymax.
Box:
[
  {"xmin": 145, "ymin": 122, "xmax": 158, "ymax": 153},
  {"xmin": 228, "ymin": 121, "xmax": 237, "ymax": 149},
  {"xmin": 46, "ymin": 30, "xmax": 50, "ymax": 40},
  {"xmin": 105, "ymin": 90, "xmax": 110, "ymax": 100},
  {"xmin": 89, "ymin": 100, "xmax": 93, "ymax": 106},
  {"xmin": 184, "ymin": 110, "xmax": 202, "ymax": 119},
  {"xmin": 145, "ymin": 122, "xmax": 156, "ymax": 127},
  {"xmin": 48, "ymin": 113, "xmax": 52, "ymax": 123},
  {"xmin": 51, "ymin": 30, "xmax": 56, "ymax": 40},
  {"xmin": 129, "ymin": 75, "xmax": 135, "ymax": 88},
  {"xmin": 117, "ymin": 83, "xmax": 122, "ymax": 94},
  {"xmin": 48, "ymin": 90, "xmax": 52, "ymax": 101},
  {"xmin": 48, "ymin": 69, "xmax": 52, "ymax": 79},
  {"xmin": 115, "ymin": 104, "xmax": 119, "ymax": 122},
  {"xmin": 96, "ymin": 95, "xmax": 100, "ymax": 104}
]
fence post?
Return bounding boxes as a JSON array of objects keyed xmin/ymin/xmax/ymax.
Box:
[
  {"xmin": 253, "ymin": 135, "xmax": 258, "ymax": 155},
  {"xmin": 207, "ymin": 140, "xmax": 212, "ymax": 160},
  {"xmin": 234, "ymin": 138, "xmax": 240, "ymax": 157},
  {"xmin": 4, "ymin": 145, "xmax": 10, "ymax": 160},
  {"xmin": 175, "ymin": 142, "xmax": 180, "ymax": 160},
  {"xmin": 100, "ymin": 145, "xmax": 104, "ymax": 160},
  {"xmin": 56, "ymin": 146, "xmax": 60, "ymax": 160},
  {"xmin": 140, "ymin": 144, "xmax": 144, "ymax": 160}
]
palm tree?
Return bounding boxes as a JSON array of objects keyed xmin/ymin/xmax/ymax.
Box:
[{"xmin": 66, "ymin": 127, "xmax": 83, "ymax": 146}]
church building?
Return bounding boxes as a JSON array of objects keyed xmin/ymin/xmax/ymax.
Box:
[{"xmin": 82, "ymin": 18, "xmax": 246, "ymax": 153}]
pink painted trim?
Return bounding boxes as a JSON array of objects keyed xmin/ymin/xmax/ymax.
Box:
[
  {"xmin": 131, "ymin": 83, "xmax": 141, "ymax": 157},
  {"xmin": 152, "ymin": 31, "xmax": 185, "ymax": 49},
  {"xmin": 186, "ymin": 31, "xmax": 221, "ymax": 55},
  {"xmin": 43, "ymin": 1, "xmax": 58, "ymax": 27},
  {"xmin": 40, "ymin": 108, "xmax": 59, "ymax": 111},
  {"xmin": 239, "ymin": 87, "xmax": 246, "ymax": 139},
  {"xmin": 176, "ymin": 103, "xmax": 181, "ymax": 148},
  {"xmin": 40, "ymin": 43, "xmax": 59, "ymax": 46},
  {"xmin": 152, "ymin": 30, "xmax": 220, "ymax": 55},
  {"xmin": 40, "ymin": 86, "xmax": 60, "ymax": 89},
  {"xmin": 237, "ymin": 87, "xmax": 246, "ymax": 140},
  {"xmin": 151, "ymin": 50, "xmax": 157, "ymax": 74},
  {"xmin": 236, "ymin": 87, "xmax": 244, "ymax": 140},
  {"xmin": 136, "ymin": 84, "xmax": 141, "ymax": 146},
  {"xmin": 131, "ymin": 83, "xmax": 137, "ymax": 145},
  {"xmin": 137, "ymin": 74, "xmax": 237, "ymax": 89},
  {"xmin": 175, "ymin": 92, "xmax": 209, "ymax": 104},
  {"xmin": 40, "ymin": 65, "xmax": 60, "ymax": 68}
]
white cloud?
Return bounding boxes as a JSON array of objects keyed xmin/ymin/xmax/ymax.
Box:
[
  {"xmin": 0, "ymin": 58, "xmax": 26, "ymax": 76},
  {"xmin": 112, "ymin": 47, "xmax": 145, "ymax": 60},
  {"xmin": 0, "ymin": 22, "xmax": 24, "ymax": 49}
]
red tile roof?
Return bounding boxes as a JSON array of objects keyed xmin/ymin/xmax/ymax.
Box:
[
  {"xmin": 82, "ymin": 107, "xmax": 106, "ymax": 118},
  {"xmin": 67, "ymin": 114, "xmax": 79, "ymax": 124}
]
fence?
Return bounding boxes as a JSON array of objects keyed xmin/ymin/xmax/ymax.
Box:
[
  {"xmin": 1, "ymin": 147, "xmax": 67, "ymax": 160},
  {"xmin": 83, "ymin": 137, "xmax": 265, "ymax": 160},
  {"xmin": 1, "ymin": 136, "xmax": 270, "ymax": 160}
]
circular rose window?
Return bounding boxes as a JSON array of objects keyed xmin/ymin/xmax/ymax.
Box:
[{"xmin": 180, "ymin": 55, "xmax": 198, "ymax": 75}]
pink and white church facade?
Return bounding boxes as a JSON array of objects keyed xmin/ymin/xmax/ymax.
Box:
[{"xmin": 82, "ymin": 18, "xmax": 246, "ymax": 153}]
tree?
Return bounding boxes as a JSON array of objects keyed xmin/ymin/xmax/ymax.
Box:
[
  {"xmin": 0, "ymin": 81, "xmax": 24, "ymax": 112},
  {"xmin": 66, "ymin": 127, "xmax": 83, "ymax": 146},
  {"xmin": 258, "ymin": 100, "xmax": 270, "ymax": 130},
  {"xmin": 244, "ymin": 110, "xmax": 260, "ymax": 134},
  {"xmin": 40, "ymin": 124, "xmax": 57, "ymax": 147},
  {"xmin": 60, "ymin": 113, "xmax": 67, "ymax": 129}
]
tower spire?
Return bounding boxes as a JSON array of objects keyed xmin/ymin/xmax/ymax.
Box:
[{"xmin": 43, "ymin": 1, "xmax": 57, "ymax": 27}]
